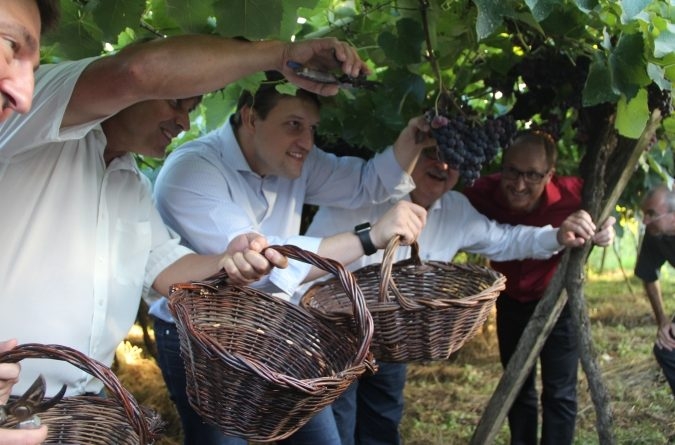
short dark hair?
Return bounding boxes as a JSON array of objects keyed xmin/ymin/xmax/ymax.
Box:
[
  {"xmin": 504, "ymin": 129, "xmax": 558, "ymax": 168},
  {"xmin": 231, "ymin": 71, "xmax": 321, "ymax": 129},
  {"xmin": 36, "ymin": 0, "xmax": 60, "ymax": 33}
]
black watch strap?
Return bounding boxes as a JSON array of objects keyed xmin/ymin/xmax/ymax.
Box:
[{"xmin": 354, "ymin": 222, "xmax": 377, "ymax": 256}]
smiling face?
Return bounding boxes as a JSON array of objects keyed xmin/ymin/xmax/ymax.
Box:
[
  {"xmin": 410, "ymin": 146, "xmax": 460, "ymax": 209},
  {"xmin": 238, "ymin": 95, "xmax": 320, "ymax": 179},
  {"xmin": 101, "ymin": 97, "xmax": 201, "ymax": 162},
  {"xmin": 0, "ymin": 0, "xmax": 41, "ymax": 123},
  {"xmin": 499, "ymin": 138, "xmax": 554, "ymax": 213}
]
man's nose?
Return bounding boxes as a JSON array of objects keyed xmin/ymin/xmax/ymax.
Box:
[
  {"xmin": 298, "ymin": 127, "xmax": 315, "ymax": 149},
  {"xmin": 4, "ymin": 64, "xmax": 35, "ymax": 115},
  {"xmin": 176, "ymin": 111, "xmax": 191, "ymax": 133}
]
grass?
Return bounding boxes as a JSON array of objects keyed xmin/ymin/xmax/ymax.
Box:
[{"xmin": 115, "ymin": 239, "xmax": 675, "ymax": 444}]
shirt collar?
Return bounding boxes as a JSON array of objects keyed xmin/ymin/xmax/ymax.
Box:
[{"xmin": 218, "ymin": 119, "xmax": 255, "ymax": 175}]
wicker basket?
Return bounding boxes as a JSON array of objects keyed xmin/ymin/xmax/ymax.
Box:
[
  {"xmin": 0, "ymin": 343, "xmax": 163, "ymax": 444},
  {"xmin": 301, "ymin": 236, "xmax": 506, "ymax": 363},
  {"xmin": 168, "ymin": 244, "xmax": 374, "ymax": 442}
]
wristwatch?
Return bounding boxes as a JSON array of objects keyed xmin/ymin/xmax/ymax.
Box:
[{"xmin": 354, "ymin": 222, "xmax": 377, "ymax": 256}]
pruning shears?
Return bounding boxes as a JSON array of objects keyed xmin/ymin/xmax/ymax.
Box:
[
  {"xmin": 287, "ymin": 61, "xmax": 381, "ymax": 91},
  {"xmin": 0, "ymin": 374, "xmax": 66, "ymax": 429}
]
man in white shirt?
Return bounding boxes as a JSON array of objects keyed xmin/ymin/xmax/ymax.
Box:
[
  {"xmin": 0, "ymin": 30, "xmax": 372, "ymax": 404},
  {"xmin": 0, "ymin": 2, "xmax": 60, "ymax": 443},
  {"xmin": 302, "ymin": 146, "xmax": 615, "ymax": 445},
  {"xmin": 152, "ymin": 78, "xmax": 429, "ymax": 444}
]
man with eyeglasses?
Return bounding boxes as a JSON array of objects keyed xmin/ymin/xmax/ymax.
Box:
[
  {"xmin": 298, "ymin": 140, "xmax": 614, "ymax": 445},
  {"xmin": 463, "ymin": 130, "xmax": 615, "ymax": 445},
  {"xmin": 634, "ymin": 184, "xmax": 675, "ymax": 397}
]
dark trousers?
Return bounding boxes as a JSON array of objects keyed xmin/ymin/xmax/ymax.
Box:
[
  {"xmin": 496, "ymin": 296, "xmax": 579, "ymax": 445},
  {"xmin": 153, "ymin": 317, "xmax": 340, "ymax": 445},
  {"xmin": 331, "ymin": 361, "xmax": 407, "ymax": 445},
  {"xmin": 653, "ymin": 343, "xmax": 675, "ymax": 396}
]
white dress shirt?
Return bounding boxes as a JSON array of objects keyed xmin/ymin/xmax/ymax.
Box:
[
  {"xmin": 294, "ymin": 191, "xmax": 562, "ymax": 302},
  {"xmin": 0, "ymin": 58, "xmax": 192, "ymax": 396},
  {"xmin": 151, "ymin": 120, "xmax": 415, "ymax": 321}
]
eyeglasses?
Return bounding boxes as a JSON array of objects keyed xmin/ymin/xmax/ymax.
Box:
[
  {"xmin": 421, "ymin": 147, "xmax": 442, "ymax": 161},
  {"xmin": 501, "ymin": 166, "xmax": 549, "ymax": 184}
]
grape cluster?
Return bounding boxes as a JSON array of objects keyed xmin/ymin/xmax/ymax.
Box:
[
  {"xmin": 425, "ymin": 111, "xmax": 517, "ymax": 184},
  {"xmin": 647, "ymin": 83, "xmax": 672, "ymax": 117}
]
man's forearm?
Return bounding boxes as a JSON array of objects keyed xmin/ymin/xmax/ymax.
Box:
[{"xmin": 644, "ymin": 280, "xmax": 669, "ymax": 326}]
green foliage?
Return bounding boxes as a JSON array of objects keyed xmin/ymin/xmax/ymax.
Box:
[{"xmin": 42, "ymin": 0, "xmax": 675, "ymax": 214}]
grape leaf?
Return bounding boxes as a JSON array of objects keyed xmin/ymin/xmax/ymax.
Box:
[
  {"xmin": 93, "ymin": 0, "xmax": 146, "ymax": 42},
  {"xmin": 574, "ymin": 0, "xmax": 599, "ymax": 13},
  {"xmin": 165, "ymin": 0, "xmax": 215, "ymax": 34},
  {"xmin": 654, "ymin": 23, "xmax": 675, "ymax": 58},
  {"xmin": 582, "ymin": 57, "xmax": 620, "ymax": 106},
  {"xmin": 213, "ymin": 0, "xmax": 282, "ymax": 38},
  {"xmin": 648, "ymin": 63, "xmax": 671, "ymax": 91},
  {"xmin": 615, "ymin": 88, "xmax": 649, "ymax": 139},
  {"xmin": 620, "ymin": 0, "xmax": 651, "ymax": 23},
  {"xmin": 280, "ymin": 1, "xmax": 320, "ymax": 39},
  {"xmin": 609, "ymin": 33, "xmax": 650, "ymax": 99},
  {"xmin": 42, "ymin": 1, "xmax": 103, "ymax": 60},
  {"xmin": 376, "ymin": 18, "xmax": 424, "ymax": 66},
  {"xmin": 525, "ymin": 0, "xmax": 559, "ymax": 22},
  {"xmin": 472, "ymin": 0, "xmax": 513, "ymax": 40}
]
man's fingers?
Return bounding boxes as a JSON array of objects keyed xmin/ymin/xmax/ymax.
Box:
[
  {"xmin": 0, "ymin": 425, "xmax": 48, "ymax": 444},
  {"xmin": 264, "ymin": 248, "xmax": 289, "ymax": 269},
  {"xmin": 0, "ymin": 339, "xmax": 16, "ymax": 353}
]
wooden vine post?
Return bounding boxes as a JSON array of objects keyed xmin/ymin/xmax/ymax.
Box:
[{"xmin": 470, "ymin": 110, "xmax": 663, "ymax": 444}]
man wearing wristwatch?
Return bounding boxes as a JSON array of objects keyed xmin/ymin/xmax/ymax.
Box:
[{"xmin": 151, "ymin": 78, "xmax": 428, "ymax": 445}]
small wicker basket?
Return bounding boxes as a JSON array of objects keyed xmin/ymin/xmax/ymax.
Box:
[
  {"xmin": 168, "ymin": 244, "xmax": 374, "ymax": 442},
  {"xmin": 301, "ymin": 236, "xmax": 506, "ymax": 363},
  {"xmin": 0, "ymin": 343, "xmax": 163, "ymax": 444}
]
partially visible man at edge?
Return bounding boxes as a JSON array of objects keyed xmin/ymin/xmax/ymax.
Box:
[
  {"xmin": 634, "ymin": 184, "xmax": 675, "ymax": 397},
  {"xmin": 0, "ymin": 1, "xmax": 59, "ymax": 444}
]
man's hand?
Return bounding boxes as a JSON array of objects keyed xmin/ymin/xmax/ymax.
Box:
[
  {"xmin": 656, "ymin": 320, "xmax": 675, "ymax": 351},
  {"xmin": 591, "ymin": 216, "xmax": 616, "ymax": 247},
  {"xmin": 0, "ymin": 339, "xmax": 19, "ymax": 405},
  {"xmin": 0, "ymin": 426, "xmax": 49, "ymax": 445},
  {"xmin": 370, "ymin": 201, "xmax": 427, "ymax": 248},
  {"xmin": 219, "ymin": 233, "xmax": 289, "ymax": 285},
  {"xmin": 393, "ymin": 115, "xmax": 435, "ymax": 153},
  {"xmin": 556, "ymin": 209, "xmax": 601, "ymax": 248},
  {"xmin": 280, "ymin": 38, "xmax": 370, "ymax": 96}
]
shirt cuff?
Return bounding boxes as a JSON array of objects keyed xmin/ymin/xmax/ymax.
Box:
[
  {"xmin": 144, "ymin": 240, "xmax": 195, "ymax": 301},
  {"xmin": 269, "ymin": 235, "xmax": 323, "ymax": 297},
  {"xmin": 538, "ymin": 226, "xmax": 563, "ymax": 255},
  {"xmin": 373, "ymin": 147, "xmax": 415, "ymax": 197}
]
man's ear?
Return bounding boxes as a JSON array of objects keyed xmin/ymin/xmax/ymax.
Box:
[{"xmin": 241, "ymin": 106, "xmax": 255, "ymax": 129}]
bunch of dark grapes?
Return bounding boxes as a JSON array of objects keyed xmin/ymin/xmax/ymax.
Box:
[
  {"xmin": 425, "ymin": 111, "xmax": 516, "ymax": 185},
  {"xmin": 647, "ymin": 83, "xmax": 672, "ymax": 117}
]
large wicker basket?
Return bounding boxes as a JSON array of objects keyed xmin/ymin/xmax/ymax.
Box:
[
  {"xmin": 0, "ymin": 343, "xmax": 163, "ymax": 444},
  {"xmin": 301, "ymin": 236, "xmax": 506, "ymax": 363},
  {"xmin": 168, "ymin": 244, "xmax": 374, "ymax": 442}
]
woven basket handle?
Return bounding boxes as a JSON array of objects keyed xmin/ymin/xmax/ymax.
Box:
[
  {"xmin": 377, "ymin": 236, "xmax": 425, "ymax": 310},
  {"xmin": 0, "ymin": 343, "xmax": 154, "ymax": 444},
  {"xmin": 267, "ymin": 245, "xmax": 374, "ymax": 366}
]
